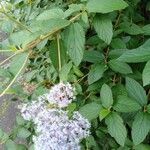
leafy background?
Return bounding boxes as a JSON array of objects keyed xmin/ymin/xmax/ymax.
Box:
[{"xmin": 1, "ymin": 0, "xmax": 150, "ymax": 149}]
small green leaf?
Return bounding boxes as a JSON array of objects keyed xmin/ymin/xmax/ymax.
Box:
[
  {"xmin": 87, "ymin": 0, "xmax": 128, "ymax": 13},
  {"xmin": 132, "ymin": 112, "xmax": 150, "ymax": 145},
  {"xmin": 16, "ymin": 115, "xmax": 25, "ymax": 126},
  {"xmin": 88, "ymin": 64, "xmax": 106, "ymax": 85},
  {"xmin": 79, "ymin": 103, "xmax": 102, "ymax": 121},
  {"xmin": 142, "ymin": 60, "xmax": 150, "ymax": 86},
  {"xmin": 105, "ymin": 112, "xmax": 127, "ymax": 146},
  {"xmin": 17, "ymin": 128, "xmax": 31, "ymax": 139},
  {"xmin": 100, "ymin": 84, "xmax": 113, "ymax": 108},
  {"xmin": 109, "ymin": 59, "xmax": 132, "ymax": 74},
  {"xmin": 93, "ymin": 14, "xmax": 113, "ymax": 44},
  {"xmin": 99, "ymin": 108, "xmax": 110, "ymax": 121},
  {"xmin": 126, "ymin": 77, "xmax": 147, "ymax": 106},
  {"xmin": 63, "ymin": 23, "xmax": 85, "ymax": 66},
  {"xmin": 113, "ymin": 95, "xmax": 141, "ymax": 112}
]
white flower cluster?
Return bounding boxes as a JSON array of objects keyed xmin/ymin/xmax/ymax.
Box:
[
  {"xmin": 44, "ymin": 82, "xmax": 75, "ymax": 108},
  {"xmin": 20, "ymin": 82, "xmax": 90, "ymax": 150}
]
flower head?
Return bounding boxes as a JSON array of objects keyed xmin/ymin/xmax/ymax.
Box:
[{"xmin": 44, "ymin": 82, "xmax": 75, "ymax": 108}]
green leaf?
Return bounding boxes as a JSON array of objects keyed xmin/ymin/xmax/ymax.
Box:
[
  {"xmin": 17, "ymin": 128, "xmax": 31, "ymax": 139},
  {"xmin": 118, "ymin": 47, "xmax": 150, "ymax": 63},
  {"xmin": 87, "ymin": 0, "xmax": 128, "ymax": 13},
  {"xmin": 105, "ymin": 112, "xmax": 127, "ymax": 146},
  {"xmin": 100, "ymin": 84, "xmax": 113, "ymax": 108},
  {"xmin": 50, "ymin": 40, "xmax": 67, "ymax": 70},
  {"xmin": 142, "ymin": 60, "xmax": 150, "ymax": 86},
  {"xmin": 99, "ymin": 108, "xmax": 110, "ymax": 121},
  {"xmin": 109, "ymin": 59, "xmax": 132, "ymax": 74},
  {"xmin": 83, "ymin": 50, "xmax": 104, "ymax": 63},
  {"xmin": 36, "ymin": 8, "xmax": 64, "ymax": 20},
  {"xmin": 88, "ymin": 63, "xmax": 106, "ymax": 85},
  {"xmin": 113, "ymin": 95, "xmax": 141, "ymax": 112},
  {"xmin": 132, "ymin": 112, "xmax": 150, "ymax": 145},
  {"xmin": 16, "ymin": 115, "xmax": 25, "ymax": 126},
  {"xmin": 147, "ymin": 104, "xmax": 150, "ymax": 114},
  {"xmin": 126, "ymin": 77, "xmax": 147, "ymax": 106},
  {"xmin": 64, "ymin": 4, "xmax": 84, "ymax": 18},
  {"xmin": 5, "ymin": 140, "xmax": 17, "ymax": 150},
  {"xmin": 93, "ymin": 14, "xmax": 113, "ymax": 44},
  {"xmin": 63, "ymin": 23, "xmax": 85, "ymax": 66},
  {"xmin": 142, "ymin": 24, "xmax": 150, "ymax": 35},
  {"xmin": 120, "ymin": 22, "xmax": 143, "ymax": 35},
  {"xmin": 79, "ymin": 103, "xmax": 102, "ymax": 121},
  {"xmin": 8, "ymin": 52, "xmax": 29, "ymax": 75},
  {"xmin": 134, "ymin": 144, "xmax": 150, "ymax": 150},
  {"xmin": 111, "ymin": 38, "xmax": 126, "ymax": 49},
  {"xmin": 59, "ymin": 61, "xmax": 72, "ymax": 81},
  {"xmin": 17, "ymin": 144, "xmax": 27, "ymax": 150}
]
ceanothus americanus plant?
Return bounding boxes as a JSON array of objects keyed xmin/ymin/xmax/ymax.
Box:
[{"xmin": 0, "ymin": 0, "xmax": 150, "ymax": 150}]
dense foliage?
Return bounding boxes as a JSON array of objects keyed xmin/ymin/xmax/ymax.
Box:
[{"xmin": 1, "ymin": 0, "xmax": 150, "ymax": 149}]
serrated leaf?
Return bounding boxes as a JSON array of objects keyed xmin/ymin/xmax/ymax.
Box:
[
  {"xmin": 125, "ymin": 77, "xmax": 147, "ymax": 106},
  {"xmin": 100, "ymin": 84, "xmax": 113, "ymax": 108},
  {"xmin": 87, "ymin": 0, "xmax": 128, "ymax": 13},
  {"xmin": 83, "ymin": 50, "xmax": 104, "ymax": 63},
  {"xmin": 88, "ymin": 63, "xmax": 106, "ymax": 85},
  {"xmin": 93, "ymin": 14, "xmax": 113, "ymax": 44},
  {"xmin": 109, "ymin": 59, "xmax": 132, "ymax": 74},
  {"xmin": 50, "ymin": 40, "xmax": 67, "ymax": 70},
  {"xmin": 79, "ymin": 103, "xmax": 102, "ymax": 121},
  {"xmin": 63, "ymin": 23, "xmax": 85, "ymax": 66},
  {"xmin": 113, "ymin": 95, "xmax": 141, "ymax": 112},
  {"xmin": 17, "ymin": 128, "xmax": 31, "ymax": 139},
  {"xmin": 36, "ymin": 8, "xmax": 64, "ymax": 20},
  {"xmin": 147, "ymin": 104, "xmax": 150, "ymax": 114},
  {"xmin": 120, "ymin": 22, "xmax": 143, "ymax": 35},
  {"xmin": 59, "ymin": 61, "xmax": 72, "ymax": 81},
  {"xmin": 132, "ymin": 112, "xmax": 150, "ymax": 145},
  {"xmin": 118, "ymin": 47, "xmax": 150, "ymax": 63},
  {"xmin": 30, "ymin": 18, "xmax": 70, "ymax": 35},
  {"xmin": 111, "ymin": 38, "xmax": 126, "ymax": 49},
  {"xmin": 142, "ymin": 24, "xmax": 150, "ymax": 35},
  {"xmin": 142, "ymin": 60, "xmax": 150, "ymax": 86},
  {"xmin": 105, "ymin": 112, "xmax": 127, "ymax": 146}
]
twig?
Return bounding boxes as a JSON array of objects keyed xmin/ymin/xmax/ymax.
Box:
[{"xmin": 0, "ymin": 50, "xmax": 23, "ymax": 66}]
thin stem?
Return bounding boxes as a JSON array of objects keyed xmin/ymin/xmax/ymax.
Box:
[
  {"xmin": 0, "ymin": 52, "xmax": 30, "ymax": 97},
  {"xmin": 0, "ymin": 52, "xmax": 18, "ymax": 66},
  {"xmin": 69, "ymin": 12, "xmax": 82, "ymax": 22},
  {"xmin": 0, "ymin": 50, "xmax": 15, "ymax": 52},
  {"xmin": 57, "ymin": 33, "xmax": 61, "ymax": 71}
]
